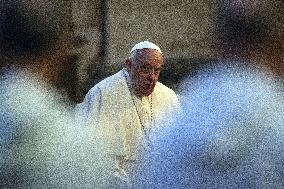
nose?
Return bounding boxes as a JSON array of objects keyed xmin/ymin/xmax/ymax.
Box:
[{"xmin": 147, "ymin": 71, "xmax": 155, "ymax": 83}]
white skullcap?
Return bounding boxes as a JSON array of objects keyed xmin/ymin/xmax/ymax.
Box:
[{"xmin": 130, "ymin": 41, "xmax": 163, "ymax": 54}]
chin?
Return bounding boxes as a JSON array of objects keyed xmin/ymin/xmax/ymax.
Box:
[
  {"xmin": 135, "ymin": 88, "xmax": 154, "ymax": 97},
  {"xmin": 144, "ymin": 90, "xmax": 154, "ymax": 96}
]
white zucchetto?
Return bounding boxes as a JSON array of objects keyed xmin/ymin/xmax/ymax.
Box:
[{"xmin": 130, "ymin": 41, "xmax": 162, "ymax": 54}]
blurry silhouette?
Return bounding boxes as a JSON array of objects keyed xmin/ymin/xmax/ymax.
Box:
[
  {"xmin": 134, "ymin": 1, "xmax": 284, "ymax": 188},
  {"xmin": 0, "ymin": 1, "xmax": 113, "ymax": 188}
]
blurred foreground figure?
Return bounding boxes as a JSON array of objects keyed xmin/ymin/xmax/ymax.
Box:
[
  {"xmin": 134, "ymin": 1, "xmax": 284, "ymax": 188},
  {"xmin": 0, "ymin": 1, "xmax": 112, "ymax": 188}
]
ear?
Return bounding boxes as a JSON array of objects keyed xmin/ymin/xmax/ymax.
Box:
[{"xmin": 123, "ymin": 58, "xmax": 131, "ymax": 70}]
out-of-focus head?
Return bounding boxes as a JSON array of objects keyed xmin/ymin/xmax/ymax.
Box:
[
  {"xmin": 0, "ymin": 1, "xmax": 62, "ymax": 64},
  {"xmin": 0, "ymin": 0, "xmax": 84, "ymax": 100},
  {"xmin": 215, "ymin": 0, "xmax": 284, "ymax": 61},
  {"xmin": 124, "ymin": 41, "xmax": 163, "ymax": 98}
]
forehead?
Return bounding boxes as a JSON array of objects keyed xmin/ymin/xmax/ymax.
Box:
[{"xmin": 134, "ymin": 49, "xmax": 163, "ymax": 67}]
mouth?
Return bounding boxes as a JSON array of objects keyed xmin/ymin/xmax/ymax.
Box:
[
  {"xmin": 142, "ymin": 83, "xmax": 155, "ymax": 94},
  {"xmin": 135, "ymin": 84, "xmax": 154, "ymax": 97},
  {"xmin": 143, "ymin": 83, "xmax": 153, "ymax": 89}
]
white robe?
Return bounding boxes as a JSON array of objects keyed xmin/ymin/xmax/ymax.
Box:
[
  {"xmin": 0, "ymin": 70, "xmax": 114, "ymax": 188},
  {"xmin": 77, "ymin": 69, "xmax": 180, "ymax": 185}
]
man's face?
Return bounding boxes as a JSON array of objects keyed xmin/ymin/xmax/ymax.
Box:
[{"xmin": 126, "ymin": 49, "xmax": 163, "ymax": 97}]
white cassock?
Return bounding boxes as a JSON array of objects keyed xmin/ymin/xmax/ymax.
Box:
[
  {"xmin": 0, "ymin": 70, "xmax": 113, "ymax": 188},
  {"xmin": 76, "ymin": 68, "xmax": 180, "ymax": 186}
]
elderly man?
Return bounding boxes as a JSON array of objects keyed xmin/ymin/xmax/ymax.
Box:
[{"xmin": 77, "ymin": 41, "xmax": 180, "ymax": 186}]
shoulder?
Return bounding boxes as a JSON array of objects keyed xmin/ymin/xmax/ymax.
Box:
[
  {"xmin": 153, "ymin": 82, "xmax": 180, "ymax": 112},
  {"xmin": 87, "ymin": 70, "xmax": 125, "ymax": 95},
  {"xmin": 155, "ymin": 81, "xmax": 177, "ymax": 98}
]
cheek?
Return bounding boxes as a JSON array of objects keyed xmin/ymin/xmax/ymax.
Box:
[
  {"xmin": 136, "ymin": 76, "xmax": 145, "ymax": 86},
  {"xmin": 131, "ymin": 72, "xmax": 140, "ymax": 82},
  {"xmin": 132, "ymin": 72, "xmax": 145, "ymax": 82},
  {"xmin": 153, "ymin": 74, "xmax": 160, "ymax": 82},
  {"xmin": 155, "ymin": 74, "xmax": 160, "ymax": 80}
]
